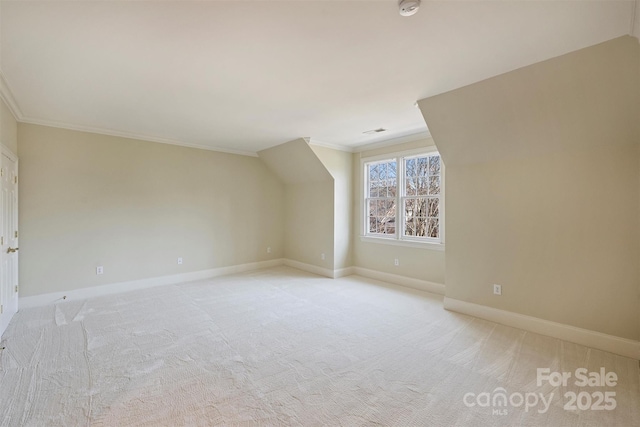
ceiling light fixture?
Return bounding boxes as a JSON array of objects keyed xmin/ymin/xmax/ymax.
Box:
[{"xmin": 399, "ymin": 0, "xmax": 421, "ymax": 17}]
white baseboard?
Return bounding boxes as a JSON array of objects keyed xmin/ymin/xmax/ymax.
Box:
[
  {"xmin": 19, "ymin": 259, "xmax": 285, "ymax": 309},
  {"xmin": 352, "ymin": 267, "xmax": 445, "ymax": 295},
  {"xmin": 443, "ymin": 297, "xmax": 640, "ymax": 360},
  {"xmin": 281, "ymin": 260, "xmax": 353, "ymax": 279},
  {"xmin": 282, "ymin": 259, "xmax": 334, "ymax": 278},
  {"xmin": 26, "ymin": 257, "xmax": 349, "ymax": 308},
  {"xmin": 333, "ymin": 266, "xmax": 356, "ymax": 278}
]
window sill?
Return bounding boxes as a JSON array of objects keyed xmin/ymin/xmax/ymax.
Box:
[{"xmin": 359, "ymin": 236, "xmax": 445, "ymax": 251}]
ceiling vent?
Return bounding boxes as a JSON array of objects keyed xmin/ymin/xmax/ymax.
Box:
[{"xmin": 363, "ymin": 128, "xmax": 387, "ymax": 135}]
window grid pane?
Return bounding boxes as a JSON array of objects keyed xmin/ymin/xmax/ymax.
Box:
[
  {"xmin": 366, "ymin": 197, "xmax": 396, "ymax": 236},
  {"xmin": 367, "ymin": 154, "xmax": 441, "ymax": 241},
  {"xmin": 429, "ymin": 155, "xmax": 441, "ymax": 176},
  {"xmin": 368, "ymin": 161, "xmax": 397, "ymax": 199},
  {"xmin": 402, "ymin": 154, "xmax": 440, "ymax": 239}
]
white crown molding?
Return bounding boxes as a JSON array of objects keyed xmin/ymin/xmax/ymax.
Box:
[
  {"xmin": 1, "ymin": 65, "xmax": 430, "ymax": 158},
  {"xmin": 19, "ymin": 116, "xmax": 259, "ymax": 157},
  {"xmin": 444, "ymin": 297, "xmax": 640, "ymax": 360},
  {"xmin": 309, "ymin": 130, "xmax": 435, "ymax": 154},
  {"xmin": 352, "ymin": 130, "xmax": 433, "ymax": 153},
  {"xmin": 308, "ymin": 138, "xmax": 356, "ymax": 153},
  {"xmin": 0, "ymin": 70, "xmax": 24, "ymax": 121},
  {"xmin": 0, "ymin": 69, "xmax": 259, "ymax": 157}
]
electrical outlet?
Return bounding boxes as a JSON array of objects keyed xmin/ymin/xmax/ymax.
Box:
[
  {"xmin": 321, "ymin": 253, "xmax": 325, "ymax": 260},
  {"xmin": 177, "ymin": 257, "xmax": 183, "ymax": 265},
  {"xmin": 493, "ymin": 284, "xmax": 502, "ymax": 295},
  {"xmin": 394, "ymin": 258, "xmax": 399, "ymax": 266},
  {"xmin": 96, "ymin": 266, "xmax": 104, "ymax": 275},
  {"xmin": 267, "ymin": 247, "xmax": 271, "ymax": 254}
]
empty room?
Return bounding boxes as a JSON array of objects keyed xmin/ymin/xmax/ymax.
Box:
[{"xmin": 1, "ymin": 1, "xmax": 639, "ymax": 426}]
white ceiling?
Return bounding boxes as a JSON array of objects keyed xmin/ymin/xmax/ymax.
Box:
[{"xmin": 1, "ymin": 1, "xmax": 636, "ymax": 155}]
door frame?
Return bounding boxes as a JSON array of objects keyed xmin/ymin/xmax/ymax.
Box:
[{"xmin": 0, "ymin": 142, "xmax": 18, "ymax": 338}]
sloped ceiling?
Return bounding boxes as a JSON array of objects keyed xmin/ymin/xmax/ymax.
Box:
[
  {"xmin": 418, "ymin": 36, "xmax": 640, "ymax": 166},
  {"xmin": 258, "ymin": 139, "xmax": 332, "ymax": 184},
  {"xmin": 0, "ymin": 1, "xmax": 636, "ymax": 154}
]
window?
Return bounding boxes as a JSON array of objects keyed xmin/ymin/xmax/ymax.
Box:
[{"xmin": 364, "ymin": 151, "xmax": 443, "ymax": 246}]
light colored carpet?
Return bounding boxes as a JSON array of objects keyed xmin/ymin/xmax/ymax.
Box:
[{"xmin": 0, "ymin": 266, "xmax": 638, "ymax": 426}]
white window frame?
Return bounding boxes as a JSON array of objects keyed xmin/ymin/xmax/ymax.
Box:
[{"xmin": 360, "ymin": 147, "xmax": 444, "ymax": 251}]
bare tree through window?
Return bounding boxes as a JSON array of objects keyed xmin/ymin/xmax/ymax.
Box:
[
  {"xmin": 366, "ymin": 161, "xmax": 397, "ymax": 235},
  {"xmin": 365, "ymin": 153, "xmax": 442, "ymax": 241},
  {"xmin": 403, "ymin": 155, "xmax": 440, "ymax": 238}
]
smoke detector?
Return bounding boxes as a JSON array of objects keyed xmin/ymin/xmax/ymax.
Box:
[{"xmin": 399, "ymin": 0, "xmax": 421, "ymax": 17}]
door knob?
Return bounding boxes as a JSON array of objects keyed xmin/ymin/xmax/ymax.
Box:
[{"xmin": 7, "ymin": 247, "xmax": 18, "ymax": 253}]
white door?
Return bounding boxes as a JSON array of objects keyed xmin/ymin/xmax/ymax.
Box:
[{"xmin": 0, "ymin": 148, "xmax": 18, "ymax": 338}]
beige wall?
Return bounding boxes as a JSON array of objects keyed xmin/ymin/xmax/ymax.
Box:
[
  {"xmin": 310, "ymin": 145, "xmax": 353, "ymax": 270},
  {"xmin": 419, "ymin": 36, "xmax": 640, "ymax": 340},
  {"xmin": 0, "ymin": 98, "xmax": 17, "ymax": 153},
  {"xmin": 633, "ymin": 1, "xmax": 640, "ymax": 41},
  {"xmin": 13, "ymin": 34, "xmax": 639, "ymax": 341},
  {"xmin": 261, "ymin": 138, "xmax": 445, "ymax": 279},
  {"xmin": 284, "ymin": 182, "xmax": 334, "ymax": 269},
  {"xmin": 352, "ymin": 139, "xmax": 446, "ymax": 284},
  {"xmin": 18, "ymin": 123, "xmax": 285, "ymax": 297},
  {"xmin": 445, "ymin": 146, "xmax": 639, "ymax": 339},
  {"xmin": 258, "ymin": 139, "xmax": 335, "ymax": 270}
]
